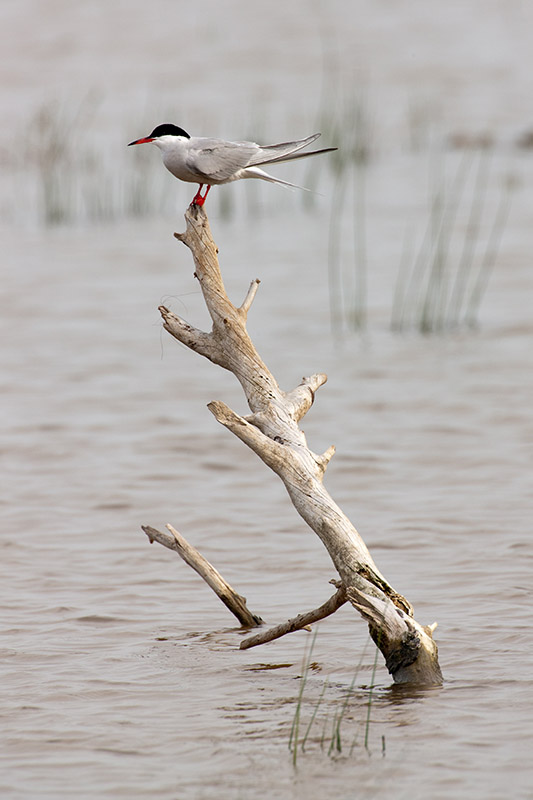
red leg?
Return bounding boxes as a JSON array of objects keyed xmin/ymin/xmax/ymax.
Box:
[
  {"xmin": 191, "ymin": 184, "xmax": 212, "ymax": 207},
  {"xmin": 191, "ymin": 184, "xmax": 204, "ymax": 206}
]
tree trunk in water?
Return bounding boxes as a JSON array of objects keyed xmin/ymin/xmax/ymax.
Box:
[{"xmin": 145, "ymin": 205, "xmax": 443, "ymax": 686}]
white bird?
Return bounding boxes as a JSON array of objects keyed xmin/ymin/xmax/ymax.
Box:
[{"xmin": 128, "ymin": 124, "xmax": 337, "ymax": 206}]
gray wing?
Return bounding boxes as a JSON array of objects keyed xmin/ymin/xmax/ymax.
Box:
[
  {"xmin": 185, "ymin": 134, "xmax": 323, "ymax": 181},
  {"xmin": 185, "ymin": 138, "xmax": 262, "ymax": 181},
  {"xmin": 247, "ymin": 134, "xmax": 322, "ymax": 166}
]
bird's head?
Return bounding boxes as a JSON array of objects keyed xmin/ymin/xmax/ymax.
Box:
[{"xmin": 128, "ymin": 124, "xmax": 190, "ymax": 147}]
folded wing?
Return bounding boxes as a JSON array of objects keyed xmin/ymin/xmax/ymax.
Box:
[{"xmin": 186, "ymin": 134, "xmax": 325, "ymax": 182}]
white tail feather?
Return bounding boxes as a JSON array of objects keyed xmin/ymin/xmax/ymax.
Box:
[{"xmin": 242, "ymin": 167, "xmax": 312, "ymax": 192}]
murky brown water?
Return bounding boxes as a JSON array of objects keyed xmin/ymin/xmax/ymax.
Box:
[{"xmin": 2, "ymin": 2, "xmax": 533, "ymax": 798}]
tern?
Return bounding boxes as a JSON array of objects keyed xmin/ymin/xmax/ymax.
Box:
[{"xmin": 128, "ymin": 124, "xmax": 337, "ymax": 206}]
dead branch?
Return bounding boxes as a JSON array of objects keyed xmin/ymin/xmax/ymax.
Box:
[
  {"xmin": 142, "ymin": 524, "xmax": 262, "ymax": 627},
  {"xmin": 240, "ymin": 587, "xmax": 347, "ymax": 650},
  {"xmin": 147, "ymin": 204, "xmax": 443, "ymax": 685}
]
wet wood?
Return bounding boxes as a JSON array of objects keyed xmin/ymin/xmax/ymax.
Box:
[
  {"xmin": 239, "ymin": 586, "xmax": 347, "ymax": 650},
  {"xmin": 142, "ymin": 524, "xmax": 262, "ymax": 627},
  {"xmin": 148, "ymin": 204, "xmax": 443, "ymax": 685}
]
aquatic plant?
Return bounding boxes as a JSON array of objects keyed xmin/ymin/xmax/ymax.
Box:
[
  {"xmin": 288, "ymin": 631, "xmax": 383, "ymax": 763},
  {"xmin": 391, "ymin": 146, "xmax": 514, "ymax": 333},
  {"xmin": 463, "ymin": 174, "xmax": 514, "ymax": 327},
  {"xmin": 21, "ymin": 94, "xmax": 107, "ymax": 225},
  {"xmin": 288, "ymin": 629, "xmax": 318, "ymax": 766},
  {"xmin": 324, "ymin": 92, "xmax": 373, "ymax": 337}
]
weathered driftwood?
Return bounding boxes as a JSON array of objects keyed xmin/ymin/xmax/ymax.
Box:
[
  {"xmin": 142, "ymin": 523, "xmax": 262, "ymax": 627},
  {"xmin": 240, "ymin": 585, "xmax": 347, "ymax": 650},
  {"xmin": 147, "ymin": 204, "xmax": 443, "ymax": 685}
]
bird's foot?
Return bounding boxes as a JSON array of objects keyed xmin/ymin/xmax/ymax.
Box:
[{"xmin": 191, "ymin": 184, "xmax": 211, "ymax": 207}]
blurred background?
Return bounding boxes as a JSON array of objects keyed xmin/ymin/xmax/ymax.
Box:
[
  {"xmin": 4, "ymin": 0, "xmax": 533, "ymax": 332},
  {"xmin": 2, "ymin": 2, "xmax": 533, "ymax": 799}
]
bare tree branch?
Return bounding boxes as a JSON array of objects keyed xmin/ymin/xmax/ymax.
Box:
[
  {"xmin": 239, "ymin": 278, "xmax": 261, "ymax": 315},
  {"xmin": 142, "ymin": 524, "xmax": 262, "ymax": 627},
  {"xmin": 240, "ymin": 587, "xmax": 347, "ymax": 650},
  {"xmin": 145, "ymin": 205, "xmax": 443, "ymax": 685}
]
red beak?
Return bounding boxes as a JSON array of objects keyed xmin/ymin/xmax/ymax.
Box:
[{"xmin": 127, "ymin": 136, "xmax": 154, "ymax": 146}]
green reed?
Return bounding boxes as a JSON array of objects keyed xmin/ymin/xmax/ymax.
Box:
[
  {"xmin": 325, "ymin": 93, "xmax": 373, "ymax": 337},
  {"xmin": 289, "ymin": 632, "xmax": 381, "ymax": 763},
  {"xmin": 444, "ymin": 148, "xmax": 492, "ymax": 328},
  {"xmin": 391, "ymin": 145, "xmax": 513, "ymax": 334},
  {"xmin": 289, "ymin": 628, "xmax": 318, "ymax": 766},
  {"xmin": 464, "ymin": 175, "xmax": 514, "ymax": 327}
]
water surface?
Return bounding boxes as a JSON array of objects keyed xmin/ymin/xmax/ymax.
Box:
[{"xmin": 2, "ymin": 2, "xmax": 533, "ymax": 798}]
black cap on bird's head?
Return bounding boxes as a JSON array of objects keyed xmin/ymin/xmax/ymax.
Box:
[{"xmin": 128, "ymin": 124, "xmax": 190, "ymax": 146}]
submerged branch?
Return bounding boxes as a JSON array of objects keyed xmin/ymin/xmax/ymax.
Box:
[
  {"xmin": 142, "ymin": 524, "xmax": 262, "ymax": 627},
  {"xmin": 240, "ymin": 586, "xmax": 347, "ymax": 650}
]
